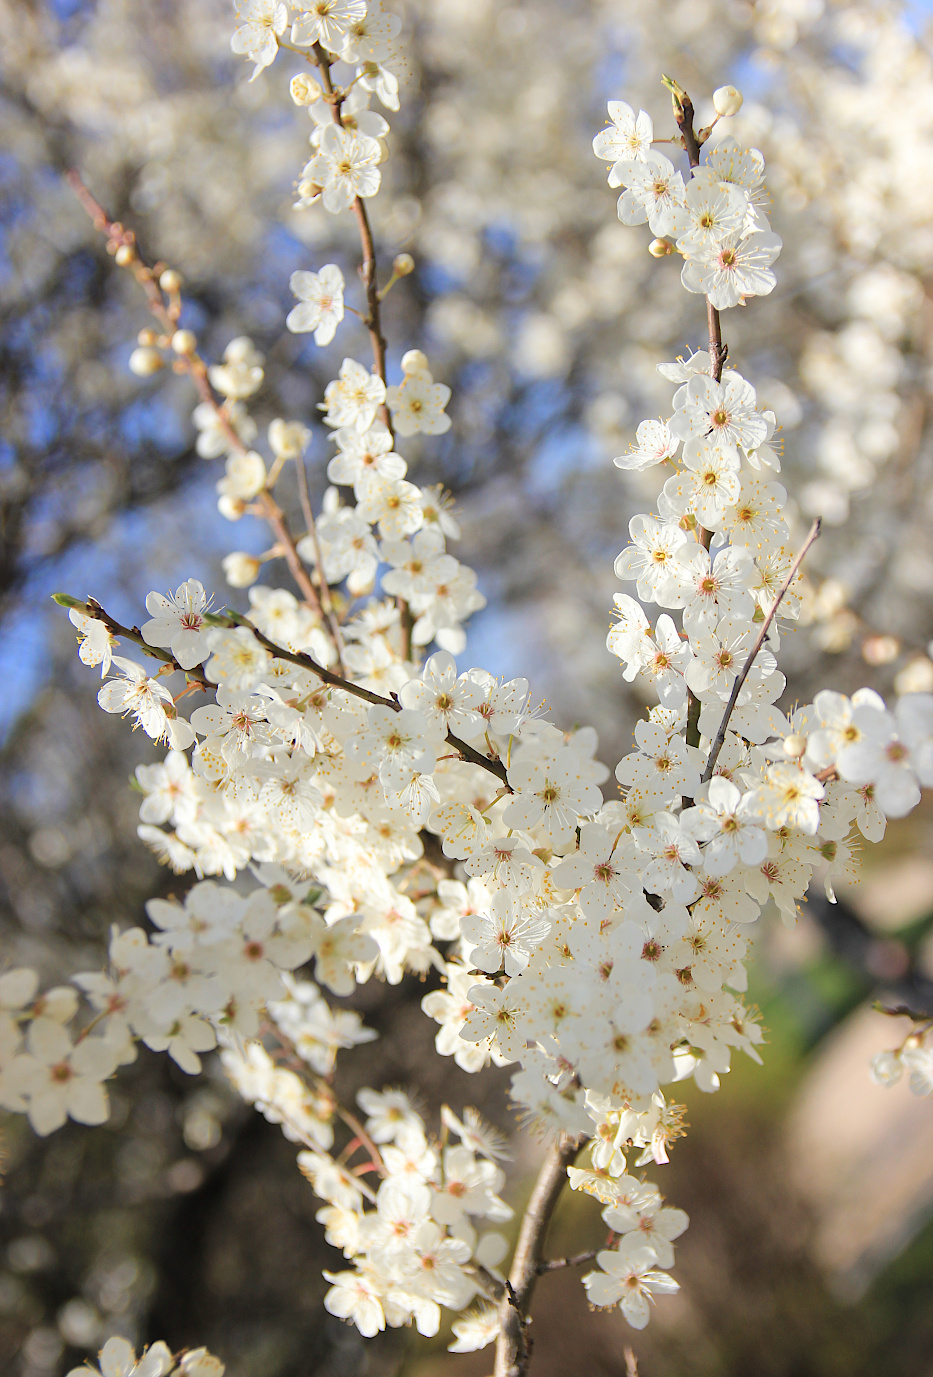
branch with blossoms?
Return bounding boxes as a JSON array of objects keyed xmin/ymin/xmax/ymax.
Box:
[
  {"xmin": 67, "ymin": 173, "xmax": 353, "ymax": 665},
  {"xmin": 15, "ymin": 7, "xmax": 933, "ymax": 1375}
]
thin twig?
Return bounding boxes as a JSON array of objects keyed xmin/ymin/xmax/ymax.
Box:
[
  {"xmin": 535, "ymin": 1249, "xmax": 598, "ymax": 1275},
  {"xmin": 292, "ymin": 447, "xmax": 347, "ymax": 664},
  {"xmin": 701, "ymin": 518, "xmax": 822, "ymax": 783},
  {"xmin": 875, "ymin": 1002, "xmax": 933, "ymax": 1023},
  {"xmin": 58, "ymin": 590, "xmax": 511, "ymax": 788},
  {"xmin": 264, "ymin": 1021, "xmax": 388, "ymax": 1177}
]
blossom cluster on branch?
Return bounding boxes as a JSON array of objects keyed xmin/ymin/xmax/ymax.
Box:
[{"xmin": 5, "ymin": 1, "xmax": 933, "ymax": 1369}]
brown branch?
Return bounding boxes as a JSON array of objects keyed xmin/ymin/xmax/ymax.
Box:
[
  {"xmin": 59, "ymin": 587, "xmax": 510, "ymax": 787},
  {"xmin": 54, "ymin": 594, "xmax": 210, "ymax": 690},
  {"xmin": 310, "ymin": 45, "xmax": 394, "ymax": 438},
  {"xmin": 65, "ymin": 173, "xmax": 344, "ymax": 667},
  {"xmin": 205, "ymin": 610, "xmax": 511, "ymax": 788},
  {"xmin": 665, "ymin": 80, "xmax": 726, "ymax": 752},
  {"xmin": 874, "ymin": 1002, "xmax": 933, "ymax": 1024},
  {"xmin": 493, "ymin": 1135, "xmax": 582, "ymax": 1377},
  {"xmin": 292, "ymin": 450, "xmax": 347, "ymax": 662},
  {"xmin": 701, "ymin": 518, "xmax": 822, "ymax": 783},
  {"xmin": 263, "ymin": 1021, "xmax": 387, "ymax": 1177}
]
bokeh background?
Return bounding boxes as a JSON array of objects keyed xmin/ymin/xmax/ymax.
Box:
[{"xmin": 4, "ymin": 0, "xmax": 933, "ymax": 1373}]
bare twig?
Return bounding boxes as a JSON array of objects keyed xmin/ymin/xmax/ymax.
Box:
[
  {"xmin": 535, "ymin": 1249, "xmax": 597, "ymax": 1275},
  {"xmin": 291, "ymin": 447, "xmax": 347, "ymax": 662},
  {"xmin": 493, "ymin": 1135, "xmax": 582, "ymax": 1377},
  {"xmin": 875, "ymin": 1003, "xmax": 933, "ymax": 1023},
  {"xmin": 701, "ymin": 518, "xmax": 822, "ymax": 783}
]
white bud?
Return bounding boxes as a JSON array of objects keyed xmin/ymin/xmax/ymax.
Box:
[
  {"xmin": 159, "ymin": 268, "xmax": 183, "ymax": 293},
  {"xmin": 870, "ymin": 1050, "xmax": 902, "ymax": 1087},
  {"xmin": 290, "ymin": 73, "xmax": 322, "ymax": 106},
  {"xmin": 129, "ymin": 347, "xmax": 164, "ymax": 377},
  {"xmin": 401, "ymin": 348, "xmax": 429, "ymax": 376},
  {"xmin": 648, "ymin": 238, "xmax": 673, "ymax": 257},
  {"xmin": 178, "ymin": 1352, "xmax": 225, "ymax": 1377},
  {"xmin": 862, "ymin": 634, "xmax": 900, "ymax": 667},
  {"xmin": 171, "ymin": 329, "xmax": 197, "ymax": 356},
  {"xmin": 223, "ymin": 335, "xmax": 263, "ymax": 367},
  {"xmin": 713, "ymin": 85, "xmax": 743, "ymax": 118},
  {"xmin": 783, "ymin": 734, "xmax": 807, "ymax": 759},
  {"xmin": 217, "ymin": 494, "xmax": 247, "ymax": 522},
  {"xmin": 895, "ymin": 657, "xmax": 933, "ymax": 696},
  {"xmin": 222, "ymin": 553, "xmax": 261, "ymax": 588},
  {"xmin": 114, "ymin": 244, "xmax": 135, "ymax": 267},
  {"xmin": 221, "ymin": 451, "xmax": 267, "ymax": 501},
  {"xmin": 269, "ymin": 418, "xmax": 311, "ymax": 459},
  {"xmin": 393, "ymin": 253, "xmax": 415, "ymax": 277}
]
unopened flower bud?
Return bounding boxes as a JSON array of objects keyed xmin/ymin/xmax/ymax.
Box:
[
  {"xmin": 862, "ymin": 634, "xmax": 899, "ymax": 666},
  {"xmin": 217, "ymin": 494, "xmax": 247, "ymax": 522},
  {"xmin": 129, "ymin": 347, "xmax": 164, "ymax": 377},
  {"xmin": 223, "ymin": 336, "xmax": 262, "ymax": 366},
  {"xmin": 401, "ymin": 348, "xmax": 429, "ymax": 376},
  {"xmin": 713, "ymin": 85, "xmax": 744, "ymax": 118},
  {"xmin": 393, "ymin": 253, "xmax": 415, "ymax": 277},
  {"xmin": 269, "ymin": 418, "xmax": 311, "ymax": 460},
  {"xmin": 870, "ymin": 1050, "xmax": 902, "ymax": 1087},
  {"xmin": 137, "ymin": 328, "xmax": 158, "ymax": 347},
  {"xmin": 114, "ymin": 244, "xmax": 135, "ymax": 267},
  {"xmin": 290, "ymin": 73, "xmax": 322, "ymax": 106},
  {"xmin": 648, "ymin": 238, "xmax": 673, "ymax": 257},
  {"xmin": 895, "ymin": 657, "xmax": 933, "ymax": 695},
  {"xmin": 783, "ymin": 734, "xmax": 807, "ymax": 759},
  {"xmin": 159, "ymin": 268, "xmax": 183, "ymax": 293},
  {"xmin": 171, "ymin": 329, "xmax": 197, "ymax": 356},
  {"xmin": 222, "ymin": 552, "xmax": 261, "ymax": 588}
]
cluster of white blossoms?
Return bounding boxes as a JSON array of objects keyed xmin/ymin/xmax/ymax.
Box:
[
  {"xmin": 594, "ymin": 89, "xmax": 782, "ymax": 311},
  {"xmin": 19, "ymin": 9, "xmax": 933, "ymax": 1368},
  {"xmin": 309, "ymin": 1097, "xmax": 514, "ymax": 1342},
  {"xmin": 232, "ymin": 0, "xmax": 403, "ymax": 213},
  {"xmin": 68, "ymin": 1336, "xmax": 224, "ymax": 1377}
]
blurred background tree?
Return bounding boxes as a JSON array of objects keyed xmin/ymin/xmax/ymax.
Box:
[{"xmin": 3, "ymin": 0, "xmax": 933, "ymax": 1373}]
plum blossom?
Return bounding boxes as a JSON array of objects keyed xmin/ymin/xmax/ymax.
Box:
[{"xmin": 287, "ymin": 264, "xmax": 345, "ymax": 345}]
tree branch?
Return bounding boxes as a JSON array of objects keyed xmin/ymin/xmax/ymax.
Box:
[
  {"xmin": 54, "ymin": 594, "xmax": 211, "ymax": 691},
  {"xmin": 493, "ymin": 1135, "xmax": 582, "ymax": 1377},
  {"xmin": 203, "ymin": 609, "xmax": 511, "ymax": 788},
  {"xmin": 667, "ymin": 80, "xmax": 724, "ymax": 751},
  {"xmin": 65, "ymin": 173, "xmax": 346, "ymax": 670},
  {"xmin": 309, "ymin": 45, "xmax": 394, "ymax": 439},
  {"xmin": 701, "ymin": 518, "xmax": 821, "ymax": 783}
]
